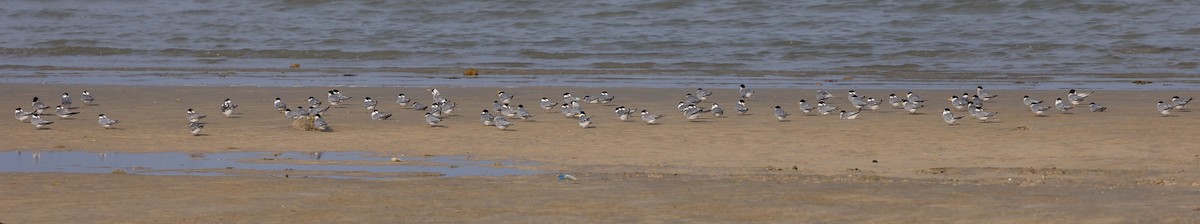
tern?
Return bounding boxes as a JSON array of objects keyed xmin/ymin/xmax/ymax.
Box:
[
  {"xmin": 1171, "ymin": 96, "xmax": 1192, "ymax": 111},
  {"xmin": 498, "ymin": 91, "xmax": 514, "ymax": 104},
  {"xmin": 492, "ymin": 116, "xmax": 513, "ymax": 130},
  {"xmin": 30, "ymin": 114, "xmax": 53, "ymax": 129},
  {"xmin": 539, "ymin": 97, "xmax": 555, "ymax": 112},
  {"xmin": 816, "ymin": 90, "xmax": 833, "ymax": 101},
  {"xmin": 976, "ymin": 86, "xmax": 998, "ymax": 100},
  {"xmin": 710, "ymin": 103, "xmax": 724, "ymax": 117},
  {"xmin": 480, "ymin": 110, "xmax": 496, "ymax": 126},
  {"xmin": 839, "ymin": 110, "xmax": 860, "ymax": 120},
  {"xmin": 942, "ymin": 108, "xmax": 964, "ymax": 125},
  {"xmin": 773, "ymin": 106, "xmax": 789, "ymax": 121},
  {"xmin": 797, "ymin": 100, "xmax": 815, "ymax": 115},
  {"xmin": 903, "ymin": 99, "xmax": 924, "ymax": 114},
  {"xmin": 614, "ymin": 106, "xmax": 633, "ymax": 121},
  {"xmin": 186, "ymin": 108, "xmax": 207, "ymax": 122},
  {"xmin": 738, "ymin": 84, "xmax": 755, "ymax": 99},
  {"xmin": 1067, "ymin": 89, "xmax": 1092, "ymax": 105},
  {"xmin": 1157, "ymin": 101, "xmax": 1173, "ymax": 117},
  {"xmin": 274, "ymin": 98, "xmax": 287, "ymax": 111},
  {"xmin": 576, "ymin": 111, "xmax": 593, "ymax": 128},
  {"xmin": 370, "ymin": 110, "xmax": 392, "ymax": 120},
  {"xmin": 55, "ymin": 105, "xmax": 78, "ymax": 118},
  {"xmin": 313, "ymin": 114, "xmax": 330, "ymax": 131},
  {"xmin": 14, "ymin": 108, "xmax": 33, "ymax": 122},
  {"xmin": 395, "ymin": 93, "xmax": 410, "ymax": 107},
  {"xmin": 219, "ymin": 99, "xmax": 237, "ymax": 117},
  {"xmin": 641, "ymin": 110, "xmax": 665, "ymax": 124},
  {"xmin": 81, "ymin": 90, "xmax": 96, "ymax": 105},
  {"xmin": 695, "ymin": 88, "xmax": 712, "ymax": 101},
  {"xmin": 735, "ymin": 100, "xmax": 749, "ymax": 115},
  {"xmin": 188, "ymin": 122, "xmax": 205, "ymax": 136},
  {"xmin": 363, "ymin": 97, "xmax": 378, "ymax": 111},
  {"xmin": 1089, "ymin": 102, "xmax": 1107, "ymax": 112},
  {"xmin": 97, "ymin": 114, "xmax": 120, "ymax": 129},
  {"xmin": 60, "ymin": 93, "xmax": 72, "ymax": 109},
  {"xmin": 1054, "ymin": 98, "xmax": 1073, "ymax": 113}
]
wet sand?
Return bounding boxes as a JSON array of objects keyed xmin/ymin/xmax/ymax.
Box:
[{"xmin": 2, "ymin": 84, "xmax": 1199, "ymax": 222}]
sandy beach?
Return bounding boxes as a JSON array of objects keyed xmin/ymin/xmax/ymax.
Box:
[{"xmin": 2, "ymin": 83, "xmax": 1199, "ymax": 223}]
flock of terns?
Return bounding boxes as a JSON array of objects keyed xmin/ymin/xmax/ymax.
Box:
[{"xmin": 10, "ymin": 84, "xmax": 1195, "ymax": 135}]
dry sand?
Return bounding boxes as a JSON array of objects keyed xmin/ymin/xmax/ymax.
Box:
[{"xmin": 2, "ymin": 83, "xmax": 1199, "ymax": 223}]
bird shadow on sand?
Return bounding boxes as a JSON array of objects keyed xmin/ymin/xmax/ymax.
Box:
[{"xmin": 192, "ymin": 134, "xmax": 210, "ymax": 137}]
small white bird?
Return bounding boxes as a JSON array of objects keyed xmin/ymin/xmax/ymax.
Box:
[
  {"xmin": 942, "ymin": 108, "xmax": 963, "ymax": 125},
  {"xmin": 492, "ymin": 116, "xmax": 513, "ymax": 130},
  {"xmin": 816, "ymin": 90, "xmax": 833, "ymax": 101},
  {"xmin": 683, "ymin": 93, "xmax": 701, "ymax": 105},
  {"xmin": 696, "ymin": 88, "xmax": 712, "ymax": 101},
  {"xmin": 309, "ymin": 105, "xmax": 330, "ymax": 115},
  {"xmin": 976, "ymin": 86, "xmax": 998, "ymax": 101},
  {"xmin": 1171, "ymin": 96, "xmax": 1192, "ymax": 111},
  {"xmin": 773, "ymin": 106, "xmax": 789, "ymax": 121},
  {"xmin": 283, "ymin": 109, "xmax": 304, "ymax": 119},
  {"xmin": 576, "ymin": 111, "xmax": 592, "ymax": 128},
  {"xmin": 411, "ymin": 102, "xmax": 427, "ymax": 111},
  {"xmin": 903, "ymin": 99, "xmax": 924, "ymax": 114},
  {"xmin": 14, "ymin": 108, "xmax": 33, "ymax": 122},
  {"xmin": 425, "ymin": 112, "xmax": 442, "ymax": 127},
  {"xmin": 189, "ymin": 122, "xmax": 205, "ymax": 136},
  {"xmin": 614, "ymin": 106, "xmax": 633, "ymax": 121},
  {"xmin": 97, "ymin": 114, "xmax": 120, "ymax": 129},
  {"xmin": 839, "ymin": 110, "xmax": 860, "ymax": 120},
  {"xmin": 906, "ymin": 92, "xmax": 925, "ymax": 103},
  {"xmin": 970, "ymin": 107, "xmax": 998, "ymax": 122},
  {"xmin": 738, "ymin": 84, "xmax": 754, "ymax": 99},
  {"xmin": 539, "ymin": 97, "xmax": 555, "ymax": 112},
  {"xmin": 219, "ymin": 99, "xmax": 237, "ymax": 117},
  {"xmin": 60, "ymin": 93, "xmax": 72, "ymax": 109},
  {"xmin": 683, "ymin": 104, "xmax": 704, "ymax": 121},
  {"xmin": 1157, "ymin": 101, "xmax": 1173, "ymax": 117},
  {"xmin": 363, "ymin": 97, "xmax": 378, "ymax": 111},
  {"xmin": 1089, "ymin": 102, "xmax": 1107, "ymax": 112},
  {"xmin": 817, "ymin": 101, "xmax": 838, "ymax": 115},
  {"xmin": 186, "ymin": 108, "xmax": 207, "ymax": 122},
  {"xmin": 55, "ymin": 105, "xmax": 78, "ymax": 118},
  {"xmin": 499, "ymin": 104, "xmax": 516, "ymax": 118},
  {"xmin": 710, "ymin": 103, "xmax": 724, "ymax": 117},
  {"xmin": 887, "ymin": 94, "xmax": 903, "ymax": 108},
  {"xmin": 515, "ymin": 105, "xmax": 533, "ymax": 120},
  {"xmin": 640, "ymin": 110, "xmax": 665, "ymax": 124},
  {"xmin": 797, "ymin": 100, "xmax": 815, "ymax": 115},
  {"xmin": 1067, "ymin": 89, "xmax": 1092, "ymax": 105},
  {"xmin": 31, "ymin": 97, "xmax": 49, "ymax": 115},
  {"xmin": 313, "ymin": 114, "xmax": 330, "ymax": 131},
  {"xmin": 1022, "ymin": 95, "xmax": 1042, "ymax": 106},
  {"xmin": 30, "ymin": 114, "xmax": 53, "ymax": 129},
  {"xmin": 1054, "ymin": 98, "xmax": 1073, "ymax": 113},
  {"xmin": 1029, "ymin": 102, "xmax": 1050, "ymax": 117},
  {"xmin": 562, "ymin": 93, "xmax": 576, "ymax": 104},
  {"xmin": 395, "ymin": 93, "xmax": 410, "ymax": 107},
  {"xmin": 480, "ymin": 110, "xmax": 496, "ymax": 126},
  {"xmin": 948, "ymin": 96, "xmax": 968, "ymax": 111},
  {"xmin": 735, "ymin": 100, "xmax": 749, "ymax": 115},
  {"xmin": 81, "ymin": 90, "xmax": 96, "ymax": 105},
  {"xmin": 307, "ymin": 96, "xmax": 322, "ymax": 107},
  {"xmin": 370, "ymin": 110, "xmax": 392, "ymax": 120},
  {"xmin": 274, "ymin": 98, "xmax": 287, "ymax": 111},
  {"xmin": 497, "ymin": 91, "xmax": 514, "ymax": 104}
]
